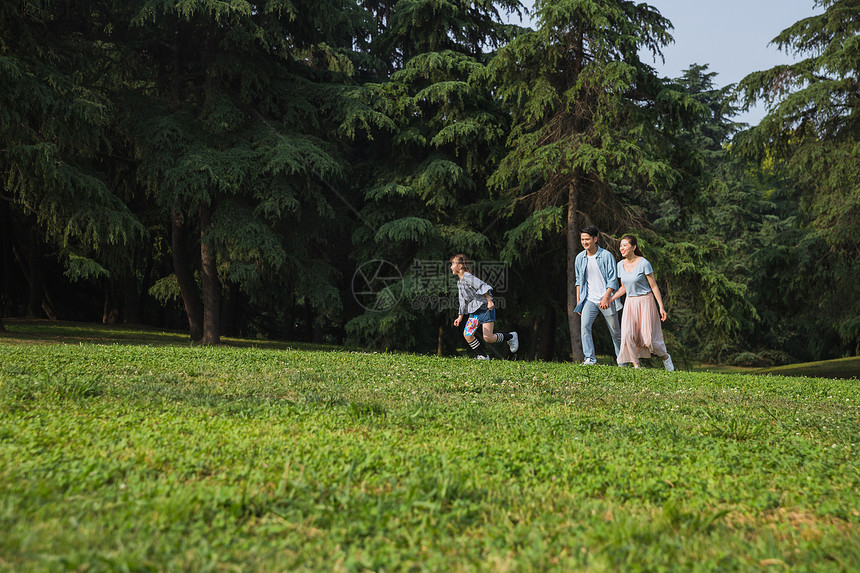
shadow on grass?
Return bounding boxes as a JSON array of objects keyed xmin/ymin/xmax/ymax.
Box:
[
  {"xmin": 694, "ymin": 357, "xmax": 860, "ymax": 381},
  {"xmin": 3, "ymin": 319, "xmax": 858, "ymax": 380},
  {"xmin": 0, "ymin": 318, "xmax": 339, "ymax": 352},
  {"xmin": 755, "ymin": 357, "xmax": 860, "ymax": 381}
]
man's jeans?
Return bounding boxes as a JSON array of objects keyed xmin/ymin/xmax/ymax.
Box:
[{"xmin": 580, "ymin": 300, "xmax": 621, "ymax": 362}]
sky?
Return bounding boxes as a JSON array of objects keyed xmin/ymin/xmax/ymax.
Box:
[{"xmin": 509, "ymin": 0, "xmax": 823, "ymax": 125}]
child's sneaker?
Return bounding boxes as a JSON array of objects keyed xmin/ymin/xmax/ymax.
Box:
[
  {"xmin": 507, "ymin": 332, "xmax": 519, "ymax": 353},
  {"xmin": 663, "ymin": 354, "xmax": 675, "ymax": 371}
]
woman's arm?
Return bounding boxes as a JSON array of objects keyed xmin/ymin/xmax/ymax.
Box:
[
  {"xmin": 646, "ymin": 274, "xmax": 667, "ymax": 322},
  {"xmin": 609, "ymin": 284, "xmax": 626, "ymax": 303}
]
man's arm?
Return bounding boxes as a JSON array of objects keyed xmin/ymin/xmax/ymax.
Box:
[
  {"xmin": 600, "ymin": 251, "xmax": 618, "ymax": 310},
  {"xmin": 574, "ymin": 252, "xmax": 585, "ymax": 287},
  {"xmin": 599, "ymin": 287, "xmax": 613, "ymax": 310}
]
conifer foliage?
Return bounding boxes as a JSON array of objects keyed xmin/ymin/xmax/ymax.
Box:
[
  {"xmin": 0, "ymin": 1, "xmax": 146, "ymax": 320},
  {"xmin": 736, "ymin": 0, "xmax": 860, "ymax": 356},
  {"xmin": 112, "ymin": 0, "xmax": 357, "ymax": 343},
  {"xmin": 0, "ymin": 0, "xmax": 856, "ymax": 363},
  {"xmin": 344, "ymin": 0, "xmax": 520, "ymax": 351},
  {"xmin": 486, "ymin": 0, "xmax": 678, "ymax": 361}
]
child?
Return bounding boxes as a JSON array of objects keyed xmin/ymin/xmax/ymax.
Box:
[{"xmin": 450, "ymin": 254, "xmax": 518, "ymax": 359}]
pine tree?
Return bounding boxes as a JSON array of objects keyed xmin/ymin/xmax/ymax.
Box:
[
  {"xmin": 343, "ymin": 0, "xmax": 521, "ymax": 351},
  {"xmin": 641, "ymin": 65, "xmax": 761, "ymax": 363},
  {"xmin": 736, "ymin": 0, "xmax": 860, "ymax": 356},
  {"xmin": 112, "ymin": 0, "xmax": 364, "ymax": 344},
  {"xmin": 0, "ymin": 0, "xmax": 146, "ymax": 321},
  {"xmin": 486, "ymin": 0, "xmax": 678, "ymax": 361}
]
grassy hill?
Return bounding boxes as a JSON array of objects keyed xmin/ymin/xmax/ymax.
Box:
[
  {"xmin": 694, "ymin": 357, "xmax": 860, "ymax": 381},
  {"xmin": 1, "ymin": 321, "xmax": 858, "ymax": 571},
  {"xmin": 755, "ymin": 356, "xmax": 860, "ymax": 380}
]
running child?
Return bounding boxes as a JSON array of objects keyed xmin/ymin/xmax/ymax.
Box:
[{"xmin": 450, "ymin": 254, "xmax": 518, "ymax": 359}]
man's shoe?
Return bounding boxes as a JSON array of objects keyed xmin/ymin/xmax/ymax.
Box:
[
  {"xmin": 477, "ymin": 355, "xmax": 490, "ymax": 360},
  {"xmin": 582, "ymin": 358, "xmax": 598, "ymax": 365},
  {"xmin": 663, "ymin": 354, "xmax": 675, "ymax": 371},
  {"xmin": 507, "ymin": 332, "xmax": 519, "ymax": 353}
]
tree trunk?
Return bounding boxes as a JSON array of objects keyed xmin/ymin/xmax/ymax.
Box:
[
  {"xmin": 26, "ymin": 228, "xmax": 43, "ymax": 318},
  {"xmin": 103, "ymin": 279, "xmax": 120, "ymax": 323},
  {"xmin": 123, "ymin": 275, "xmax": 141, "ymax": 325},
  {"xmin": 1, "ymin": 201, "xmax": 12, "ymax": 322},
  {"xmin": 11, "ymin": 225, "xmax": 56, "ymax": 320},
  {"xmin": 304, "ymin": 305, "xmax": 314, "ymax": 342},
  {"xmin": 527, "ymin": 316, "xmax": 539, "ymax": 360},
  {"xmin": 283, "ymin": 298, "xmax": 295, "ymax": 340},
  {"xmin": 129, "ymin": 247, "xmax": 155, "ymax": 325},
  {"xmin": 41, "ymin": 289, "xmax": 58, "ymax": 321},
  {"xmin": 437, "ymin": 323, "xmax": 444, "ymax": 357},
  {"xmin": 219, "ymin": 281, "xmax": 239, "ymax": 337},
  {"xmin": 171, "ymin": 206, "xmax": 204, "ymax": 340},
  {"xmin": 567, "ymin": 178, "xmax": 584, "ymax": 362},
  {"xmin": 199, "ymin": 203, "xmax": 220, "ymax": 345},
  {"xmin": 538, "ymin": 302, "xmax": 556, "ymax": 361}
]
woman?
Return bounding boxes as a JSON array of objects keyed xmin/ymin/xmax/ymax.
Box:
[
  {"xmin": 451, "ymin": 254, "xmax": 518, "ymax": 359},
  {"xmin": 609, "ymin": 235, "xmax": 674, "ymax": 370}
]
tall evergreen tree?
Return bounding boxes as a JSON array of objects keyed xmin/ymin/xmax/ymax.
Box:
[
  {"xmin": 343, "ymin": 0, "xmax": 521, "ymax": 351},
  {"xmin": 644, "ymin": 65, "xmax": 760, "ymax": 362},
  {"xmin": 486, "ymin": 0, "xmax": 679, "ymax": 361},
  {"xmin": 0, "ymin": 0, "xmax": 146, "ymax": 322},
  {"xmin": 736, "ymin": 0, "xmax": 860, "ymax": 356},
  {"xmin": 111, "ymin": 0, "xmax": 363, "ymax": 344}
]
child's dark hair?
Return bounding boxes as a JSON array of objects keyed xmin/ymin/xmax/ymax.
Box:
[
  {"xmin": 450, "ymin": 254, "xmax": 472, "ymax": 273},
  {"xmin": 621, "ymin": 234, "xmax": 644, "ymax": 257}
]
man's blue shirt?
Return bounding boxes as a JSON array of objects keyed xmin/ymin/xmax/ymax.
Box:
[{"xmin": 574, "ymin": 246, "xmax": 623, "ymax": 314}]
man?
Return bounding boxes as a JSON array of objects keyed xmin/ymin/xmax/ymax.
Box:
[{"xmin": 574, "ymin": 226, "xmax": 622, "ymax": 365}]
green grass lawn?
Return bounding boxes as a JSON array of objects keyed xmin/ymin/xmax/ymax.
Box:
[{"xmin": 1, "ymin": 321, "xmax": 858, "ymax": 571}]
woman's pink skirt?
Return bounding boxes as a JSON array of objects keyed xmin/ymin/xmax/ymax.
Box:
[{"xmin": 616, "ymin": 294, "xmax": 667, "ymax": 365}]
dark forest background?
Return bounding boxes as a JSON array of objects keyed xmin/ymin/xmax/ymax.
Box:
[{"xmin": 1, "ymin": 0, "xmax": 857, "ymax": 365}]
